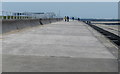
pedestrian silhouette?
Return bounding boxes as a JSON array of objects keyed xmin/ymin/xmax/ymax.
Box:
[
  {"xmin": 67, "ymin": 16, "xmax": 69, "ymax": 22},
  {"xmin": 64, "ymin": 16, "xmax": 67, "ymax": 22},
  {"xmin": 78, "ymin": 18, "xmax": 80, "ymax": 21},
  {"xmin": 72, "ymin": 17, "xmax": 74, "ymax": 21}
]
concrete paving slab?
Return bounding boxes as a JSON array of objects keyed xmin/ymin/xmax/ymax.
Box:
[
  {"xmin": 2, "ymin": 20, "xmax": 118, "ymax": 72},
  {"xmin": 2, "ymin": 54, "xmax": 118, "ymax": 72}
]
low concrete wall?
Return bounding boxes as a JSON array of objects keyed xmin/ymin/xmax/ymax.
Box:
[
  {"xmin": 2, "ymin": 20, "xmax": 18, "ymax": 33},
  {"xmin": 1, "ymin": 18, "xmax": 63, "ymax": 34},
  {"xmin": 40, "ymin": 19, "xmax": 51, "ymax": 25}
]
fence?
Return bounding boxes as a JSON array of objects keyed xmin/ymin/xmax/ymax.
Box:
[{"xmin": 0, "ymin": 11, "xmax": 57, "ymax": 20}]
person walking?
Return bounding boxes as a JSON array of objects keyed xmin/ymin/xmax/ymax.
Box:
[
  {"xmin": 64, "ymin": 16, "xmax": 67, "ymax": 22},
  {"xmin": 72, "ymin": 17, "xmax": 74, "ymax": 21},
  {"xmin": 78, "ymin": 18, "xmax": 80, "ymax": 21},
  {"xmin": 67, "ymin": 16, "xmax": 69, "ymax": 22}
]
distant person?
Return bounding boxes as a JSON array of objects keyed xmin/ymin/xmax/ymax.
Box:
[
  {"xmin": 72, "ymin": 17, "xmax": 74, "ymax": 21},
  {"xmin": 64, "ymin": 16, "xmax": 67, "ymax": 22},
  {"xmin": 78, "ymin": 18, "xmax": 80, "ymax": 21},
  {"xmin": 67, "ymin": 16, "xmax": 69, "ymax": 22}
]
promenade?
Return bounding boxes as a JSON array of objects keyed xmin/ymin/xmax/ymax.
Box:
[{"xmin": 2, "ymin": 20, "xmax": 118, "ymax": 72}]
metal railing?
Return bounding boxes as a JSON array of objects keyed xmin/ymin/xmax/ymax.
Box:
[{"xmin": 0, "ymin": 11, "xmax": 57, "ymax": 20}]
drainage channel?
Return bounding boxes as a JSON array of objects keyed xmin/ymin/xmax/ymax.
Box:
[{"xmin": 85, "ymin": 21, "xmax": 120, "ymax": 47}]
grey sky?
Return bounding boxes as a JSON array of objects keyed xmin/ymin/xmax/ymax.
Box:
[{"xmin": 2, "ymin": 2, "xmax": 118, "ymax": 19}]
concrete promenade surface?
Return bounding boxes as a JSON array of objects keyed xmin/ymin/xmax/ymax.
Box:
[{"xmin": 2, "ymin": 20, "xmax": 118, "ymax": 72}]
